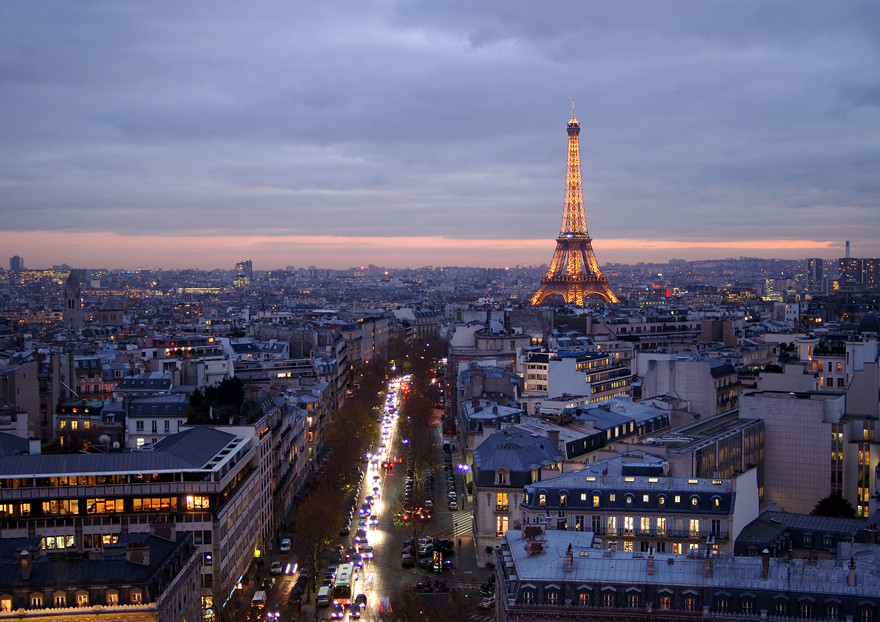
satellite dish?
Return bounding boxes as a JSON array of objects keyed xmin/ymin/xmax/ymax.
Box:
[
  {"xmin": 112, "ymin": 441, "xmax": 120, "ymax": 449},
  {"xmin": 99, "ymin": 435, "xmax": 111, "ymax": 445}
]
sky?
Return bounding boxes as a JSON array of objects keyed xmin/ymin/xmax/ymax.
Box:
[{"xmin": 1, "ymin": 1, "xmax": 879, "ymax": 271}]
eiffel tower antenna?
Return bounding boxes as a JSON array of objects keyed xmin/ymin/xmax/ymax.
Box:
[{"xmin": 530, "ymin": 105, "xmax": 618, "ymax": 306}]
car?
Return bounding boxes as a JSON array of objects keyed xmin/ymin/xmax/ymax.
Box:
[
  {"xmin": 368, "ymin": 516, "xmax": 380, "ymax": 527},
  {"xmin": 401, "ymin": 553, "xmax": 415, "ymax": 568},
  {"xmin": 357, "ymin": 518, "xmax": 368, "ymax": 528},
  {"xmin": 330, "ymin": 601, "xmax": 346, "ymax": 619},
  {"xmin": 417, "ymin": 543, "xmax": 434, "ymax": 557},
  {"xmin": 448, "ymin": 500, "xmax": 458, "ymax": 511},
  {"xmin": 416, "ymin": 557, "xmax": 434, "ymax": 570},
  {"xmin": 372, "ymin": 486, "xmax": 381, "ymax": 497},
  {"xmin": 359, "ymin": 544, "xmax": 374, "ymax": 559},
  {"xmin": 354, "ymin": 528, "xmax": 368, "ymax": 542},
  {"xmin": 279, "ymin": 538, "xmax": 291, "ymax": 552},
  {"xmin": 347, "ymin": 610, "xmax": 361, "ymax": 619},
  {"xmin": 365, "ymin": 495, "xmax": 374, "ymax": 505},
  {"xmin": 354, "ymin": 593, "xmax": 367, "ymax": 609},
  {"xmin": 478, "ymin": 596, "xmax": 496, "ymax": 609},
  {"xmin": 339, "ymin": 521, "xmax": 351, "ymax": 535},
  {"xmin": 413, "ymin": 579, "xmax": 433, "ymax": 592}
]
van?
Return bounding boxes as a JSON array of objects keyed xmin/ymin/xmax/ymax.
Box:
[
  {"xmin": 315, "ymin": 586, "xmax": 331, "ymax": 607},
  {"xmin": 251, "ymin": 590, "xmax": 267, "ymax": 608}
]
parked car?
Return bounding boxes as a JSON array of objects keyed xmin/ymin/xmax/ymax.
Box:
[
  {"xmin": 401, "ymin": 553, "xmax": 415, "ymax": 568},
  {"xmin": 269, "ymin": 561, "xmax": 283, "ymax": 575},
  {"xmin": 448, "ymin": 500, "xmax": 458, "ymax": 511}
]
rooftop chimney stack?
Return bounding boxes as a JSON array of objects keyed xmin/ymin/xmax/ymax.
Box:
[
  {"xmin": 848, "ymin": 557, "xmax": 856, "ymax": 587},
  {"xmin": 19, "ymin": 549, "xmax": 32, "ymax": 581},
  {"xmin": 647, "ymin": 548, "xmax": 655, "ymax": 576},
  {"xmin": 761, "ymin": 549, "xmax": 770, "ymax": 581}
]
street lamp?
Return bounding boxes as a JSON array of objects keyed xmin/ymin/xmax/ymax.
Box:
[{"xmin": 456, "ymin": 464, "xmax": 470, "ymax": 510}]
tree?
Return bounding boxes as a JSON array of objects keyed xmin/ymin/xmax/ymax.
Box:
[{"xmin": 811, "ymin": 492, "xmax": 856, "ymax": 519}]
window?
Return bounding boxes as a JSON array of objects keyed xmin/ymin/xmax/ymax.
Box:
[
  {"xmin": 607, "ymin": 516, "xmax": 617, "ymax": 535},
  {"xmin": 107, "ymin": 592, "xmax": 119, "ymax": 606},
  {"xmin": 604, "ymin": 593, "xmax": 615, "ymax": 607},
  {"xmin": 642, "ymin": 494, "xmax": 650, "ymax": 503},
  {"xmin": 593, "ymin": 494, "xmax": 600, "ymax": 507},
  {"xmin": 547, "ymin": 591, "xmax": 558, "ymax": 605},
  {"xmin": 776, "ymin": 601, "xmax": 788, "ymax": 616},
  {"xmin": 717, "ymin": 598, "xmax": 729, "ymax": 612},
  {"xmin": 136, "ymin": 421, "xmax": 144, "ymax": 432},
  {"xmin": 691, "ymin": 495, "xmax": 700, "ymax": 507},
  {"xmin": 523, "ymin": 591, "xmax": 534, "ymax": 605},
  {"xmin": 711, "ymin": 519, "xmax": 722, "ymax": 537},
  {"xmin": 151, "ymin": 420, "xmax": 157, "ymax": 433},
  {"xmin": 624, "ymin": 516, "xmax": 634, "ymax": 535},
  {"xmin": 656, "ymin": 517, "xmax": 666, "ymax": 536},
  {"xmin": 77, "ymin": 593, "xmax": 89, "ymax": 607},
  {"xmin": 496, "ymin": 492, "xmax": 509, "ymax": 511},
  {"xmin": 538, "ymin": 494, "xmax": 546, "ymax": 507},
  {"xmin": 801, "ymin": 603, "xmax": 812, "ymax": 618},
  {"xmin": 185, "ymin": 495, "xmax": 210, "ymax": 511},
  {"xmin": 496, "ymin": 470, "xmax": 508, "ymax": 485},
  {"xmin": 54, "ymin": 593, "xmax": 67, "ymax": 607},
  {"xmin": 862, "ymin": 608, "xmax": 873, "ymax": 622},
  {"xmin": 742, "ymin": 600, "xmax": 754, "ymax": 614},
  {"xmin": 131, "ymin": 591, "xmax": 142, "ymax": 605},
  {"xmin": 574, "ymin": 515, "xmax": 585, "ymax": 531},
  {"xmin": 658, "ymin": 495, "xmax": 666, "ymax": 506},
  {"xmin": 674, "ymin": 495, "xmax": 681, "ymax": 504},
  {"xmin": 628, "ymin": 594, "xmax": 639, "ymax": 608},
  {"xmin": 0, "ymin": 597, "xmax": 12, "ymax": 612},
  {"xmin": 689, "ymin": 518, "xmax": 700, "ymax": 537},
  {"xmin": 496, "ymin": 515, "xmax": 508, "ymax": 537},
  {"xmin": 659, "ymin": 596, "xmax": 671, "ymax": 610},
  {"xmin": 42, "ymin": 500, "xmax": 78, "ymax": 515},
  {"xmin": 579, "ymin": 593, "xmax": 590, "ymax": 606},
  {"xmin": 87, "ymin": 498, "xmax": 124, "ymax": 514},
  {"xmin": 609, "ymin": 493, "xmax": 616, "ymax": 502},
  {"xmin": 203, "ymin": 553, "xmax": 212, "ymax": 566},
  {"xmin": 592, "ymin": 515, "xmax": 602, "ymax": 533},
  {"xmin": 30, "ymin": 595, "xmax": 43, "ymax": 608},
  {"xmin": 685, "ymin": 597, "xmax": 696, "ymax": 611},
  {"xmin": 640, "ymin": 516, "xmax": 651, "ymax": 534},
  {"xmin": 560, "ymin": 494, "xmax": 567, "ymax": 507},
  {"xmin": 164, "ymin": 420, "xmax": 170, "ymax": 432}
]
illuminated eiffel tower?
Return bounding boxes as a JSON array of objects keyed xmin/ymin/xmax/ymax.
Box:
[{"xmin": 530, "ymin": 103, "xmax": 619, "ymax": 306}]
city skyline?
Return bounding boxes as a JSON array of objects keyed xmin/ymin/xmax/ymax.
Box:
[{"xmin": 2, "ymin": 2, "xmax": 879, "ymax": 270}]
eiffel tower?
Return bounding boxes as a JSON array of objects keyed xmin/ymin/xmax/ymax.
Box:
[{"xmin": 530, "ymin": 103, "xmax": 619, "ymax": 306}]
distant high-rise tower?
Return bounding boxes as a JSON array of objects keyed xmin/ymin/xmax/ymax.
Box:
[
  {"xmin": 62, "ymin": 270, "xmax": 83, "ymax": 334},
  {"xmin": 9, "ymin": 255, "xmax": 23, "ymax": 271},
  {"xmin": 806, "ymin": 258, "xmax": 824, "ymax": 293},
  {"xmin": 234, "ymin": 259, "xmax": 253, "ymax": 288},
  {"xmin": 530, "ymin": 103, "xmax": 618, "ymax": 306}
]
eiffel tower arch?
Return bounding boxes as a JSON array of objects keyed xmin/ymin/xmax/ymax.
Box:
[{"xmin": 531, "ymin": 103, "xmax": 618, "ymax": 306}]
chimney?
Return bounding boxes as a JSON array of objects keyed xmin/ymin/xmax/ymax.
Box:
[
  {"xmin": 847, "ymin": 557, "xmax": 856, "ymax": 587},
  {"xmin": 565, "ymin": 543, "xmax": 573, "ymax": 573},
  {"xmin": 761, "ymin": 549, "xmax": 770, "ymax": 581},
  {"xmin": 19, "ymin": 549, "xmax": 32, "ymax": 581},
  {"xmin": 647, "ymin": 548, "xmax": 655, "ymax": 576},
  {"xmin": 704, "ymin": 551, "xmax": 713, "ymax": 579},
  {"xmin": 126, "ymin": 542, "xmax": 151, "ymax": 566},
  {"xmin": 28, "ymin": 438, "xmax": 41, "ymax": 455}
]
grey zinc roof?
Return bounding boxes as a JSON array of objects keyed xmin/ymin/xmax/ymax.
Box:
[
  {"xmin": 0, "ymin": 533, "xmax": 186, "ymax": 596},
  {"xmin": 0, "ymin": 427, "xmax": 237, "ymax": 477},
  {"xmin": 504, "ymin": 529, "xmax": 880, "ymax": 598},
  {"xmin": 473, "ymin": 429, "xmax": 563, "ymax": 472}
]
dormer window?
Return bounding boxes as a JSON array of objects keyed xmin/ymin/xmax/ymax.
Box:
[{"xmin": 495, "ymin": 469, "xmax": 509, "ymax": 485}]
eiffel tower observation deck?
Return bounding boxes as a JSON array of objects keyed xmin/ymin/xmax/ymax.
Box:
[{"xmin": 530, "ymin": 103, "xmax": 619, "ymax": 306}]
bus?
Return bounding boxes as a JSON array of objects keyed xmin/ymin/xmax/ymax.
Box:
[{"xmin": 332, "ymin": 563, "xmax": 355, "ymax": 605}]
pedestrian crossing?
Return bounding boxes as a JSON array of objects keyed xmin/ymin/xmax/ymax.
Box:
[{"xmin": 451, "ymin": 511, "xmax": 471, "ymax": 539}]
